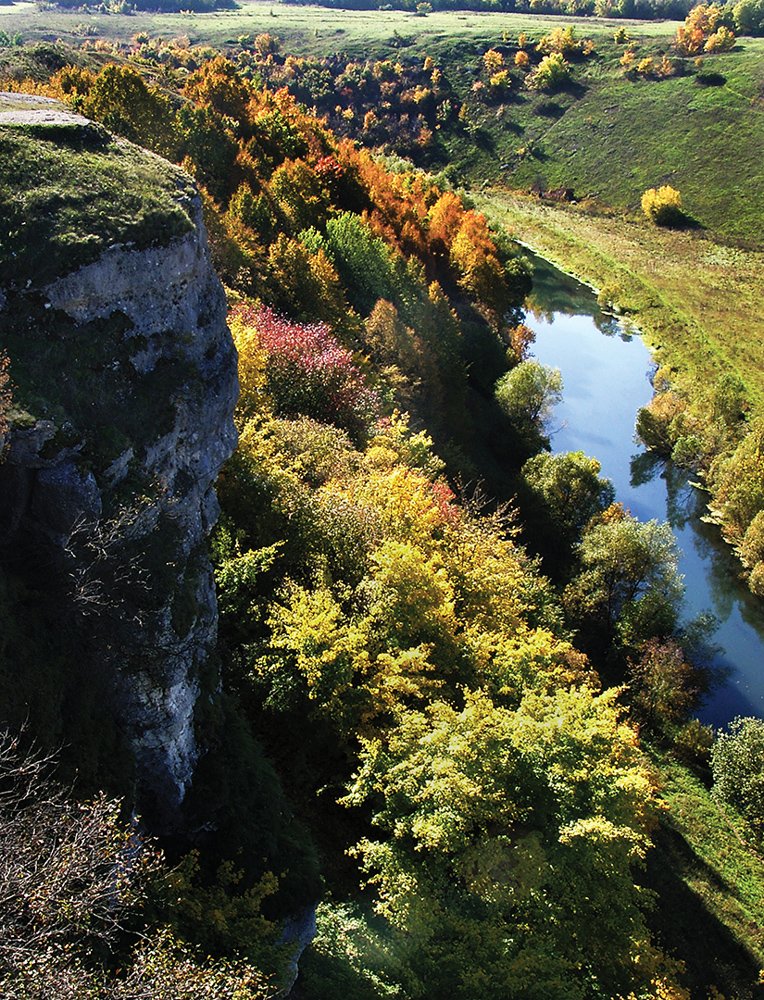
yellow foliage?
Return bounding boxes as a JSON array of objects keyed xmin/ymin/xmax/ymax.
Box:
[
  {"xmin": 228, "ymin": 308, "xmax": 268, "ymax": 426},
  {"xmin": 675, "ymin": 4, "xmax": 734, "ymax": 54},
  {"xmin": 490, "ymin": 69, "xmax": 511, "ymax": 90},
  {"xmin": 483, "ymin": 48, "xmax": 504, "ymax": 74},
  {"xmin": 536, "ymin": 25, "xmax": 587, "ymax": 54},
  {"xmin": 621, "ymin": 49, "xmax": 636, "ymax": 70},
  {"xmin": 346, "ymin": 465, "xmax": 453, "ymax": 548},
  {"xmin": 705, "ymin": 24, "xmax": 736, "ymax": 50},
  {"xmin": 641, "ymin": 185, "xmax": 683, "ymax": 226}
]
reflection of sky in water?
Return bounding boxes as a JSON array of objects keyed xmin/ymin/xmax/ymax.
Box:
[{"xmin": 524, "ymin": 264, "xmax": 764, "ymax": 728}]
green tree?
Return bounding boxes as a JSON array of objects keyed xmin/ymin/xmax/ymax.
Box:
[
  {"xmin": 733, "ymin": 0, "xmax": 764, "ymax": 36},
  {"xmin": 711, "ymin": 716, "xmax": 764, "ymax": 836},
  {"xmin": 522, "ymin": 450, "xmax": 615, "ymax": 549},
  {"xmin": 495, "ymin": 360, "xmax": 563, "ymax": 433},
  {"xmin": 564, "ymin": 507, "xmax": 683, "ymax": 643},
  {"xmin": 710, "ymin": 419, "xmax": 764, "ymax": 546},
  {"xmin": 270, "ymin": 159, "xmax": 330, "ymax": 233},
  {"xmin": 325, "ymin": 212, "xmax": 393, "ymax": 315}
]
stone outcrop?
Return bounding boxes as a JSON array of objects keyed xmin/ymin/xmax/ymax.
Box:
[{"xmin": 0, "ymin": 107, "xmax": 238, "ymax": 826}]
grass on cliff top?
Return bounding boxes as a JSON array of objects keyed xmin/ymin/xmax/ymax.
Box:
[{"xmin": 0, "ymin": 116, "xmax": 196, "ymax": 287}]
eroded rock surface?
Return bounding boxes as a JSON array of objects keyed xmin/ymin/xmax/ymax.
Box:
[{"xmin": 0, "ymin": 116, "xmax": 238, "ymax": 825}]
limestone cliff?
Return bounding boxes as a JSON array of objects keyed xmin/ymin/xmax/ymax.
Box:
[{"xmin": 0, "ymin": 96, "xmax": 238, "ymax": 825}]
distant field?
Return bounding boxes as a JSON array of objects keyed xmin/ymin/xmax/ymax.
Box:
[
  {"xmin": 3, "ymin": 3, "xmax": 762, "ymax": 247},
  {"xmin": 0, "ymin": 0, "xmax": 677, "ymax": 55}
]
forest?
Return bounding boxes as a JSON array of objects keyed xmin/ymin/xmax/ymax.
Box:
[{"xmin": 1, "ymin": 3, "xmax": 764, "ymax": 998}]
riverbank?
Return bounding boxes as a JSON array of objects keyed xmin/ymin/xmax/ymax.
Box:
[{"xmin": 478, "ymin": 190, "xmax": 764, "ymax": 412}]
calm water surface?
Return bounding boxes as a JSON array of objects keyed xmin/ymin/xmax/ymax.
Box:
[{"xmin": 524, "ymin": 255, "xmax": 764, "ymax": 727}]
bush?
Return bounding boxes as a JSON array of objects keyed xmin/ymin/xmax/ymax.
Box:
[
  {"xmin": 641, "ymin": 186, "xmax": 685, "ymax": 227},
  {"xmin": 527, "ymin": 52, "xmax": 571, "ymax": 90},
  {"xmin": 711, "ymin": 716, "xmax": 764, "ymax": 835}
]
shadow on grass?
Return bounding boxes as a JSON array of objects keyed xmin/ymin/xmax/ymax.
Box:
[
  {"xmin": 695, "ymin": 72, "xmax": 727, "ymax": 87},
  {"xmin": 536, "ymin": 100, "xmax": 566, "ymax": 119},
  {"xmin": 643, "ymin": 822, "xmax": 764, "ymax": 998}
]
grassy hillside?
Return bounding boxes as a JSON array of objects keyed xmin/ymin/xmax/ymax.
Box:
[{"xmin": 3, "ymin": 5, "xmax": 764, "ymax": 246}]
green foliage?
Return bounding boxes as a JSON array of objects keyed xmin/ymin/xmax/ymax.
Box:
[
  {"xmin": 733, "ymin": 0, "xmax": 764, "ymax": 35},
  {"xmin": 160, "ymin": 851, "xmax": 282, "ymax": 972},
  {"xmin": 648, "ymin": 752, "xmax": 764, "ymax": 986},
  {"xmin": 180, "ymin": 692, "xmax": 322, "ymax": 917},
  {"xmin": 325, "ymin": 212, "xmax": 394, "ymax": 315},
  {"xmin": 564, "ymin": 507, "xmax": 683, "ymax": 644},
  {"xmin": 711, "ymin": 716, "xmax": 764, "ymax": 836},
  {"xmin": 298, "ymin": 902, "xmax": 405, "ymax": 1000},
  {"xmin": 709, "ymin": 419, "xmax": 764, "ymax": 545},
  {"xmin": 494, "ymin": 359, "xmax": 563, "ymax": 433},
  {"xmin": 271, "ymin": 158, "xmax": 330, "ymax": 232},
  {"xmin": 522, "ymin": 450, "xmax": 615, "ymax": 549}
]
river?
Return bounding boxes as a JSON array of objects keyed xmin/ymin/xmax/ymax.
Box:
[{"xmin": 524, "ymin": 253, "xmax": 764, "ymax": 729}]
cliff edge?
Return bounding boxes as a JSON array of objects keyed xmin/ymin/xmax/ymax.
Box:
[{"xmin": 0, "ymin": 95, "xmax": 238, "ymax": 825}]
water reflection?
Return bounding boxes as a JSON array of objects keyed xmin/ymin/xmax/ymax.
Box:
[
  {"xmin": 629, "ymin": 453, "xmax": 701, "ymax": 531},
  {"xmin": 524, "ymin": 252, "xmax": 764, "ymax": 727}
]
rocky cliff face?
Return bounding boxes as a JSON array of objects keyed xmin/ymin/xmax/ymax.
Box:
[{"xmin": 0, "ymin": 101, "xmax": 238, "ymax": 825}]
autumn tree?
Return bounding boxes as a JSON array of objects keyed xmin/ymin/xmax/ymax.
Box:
[
  {"xmin": 343, "ymin": 687, "xmax": 660, "ymax": 999},
  {"xmin": 627, "ymin": 637, "xmax": 701, "ymax": 734},
  {"xmin": 675, "ymin": 4, "xmax": 736, "ymax": 53},
  {"xmin": 641, "ymin": 186, "xmax": 685, "ymax": 227},
  {"xmin": 709, "ymin": 418, "xmax": 764, "ymax": 549},
  {"xmin": 183, "ymin": 56, "xmax": 252, "ymax": 125},
  {"xmin": 233, "ymin": 305, "xmax": 379, "ymax": 442},
  {"xmin": 528, "ymin": 52, "xmax": 571, "ymax": 90},
  {"xmin": 0, "ymin": 350, "xmax": 11, "ymax": 447},
  {"xmin": 0, "ymin": 732, "xmax": 277, "ymax": 999},
  {"xmin": 80, "ymin": 64, "xmax": 175, "ymax": 156}
]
